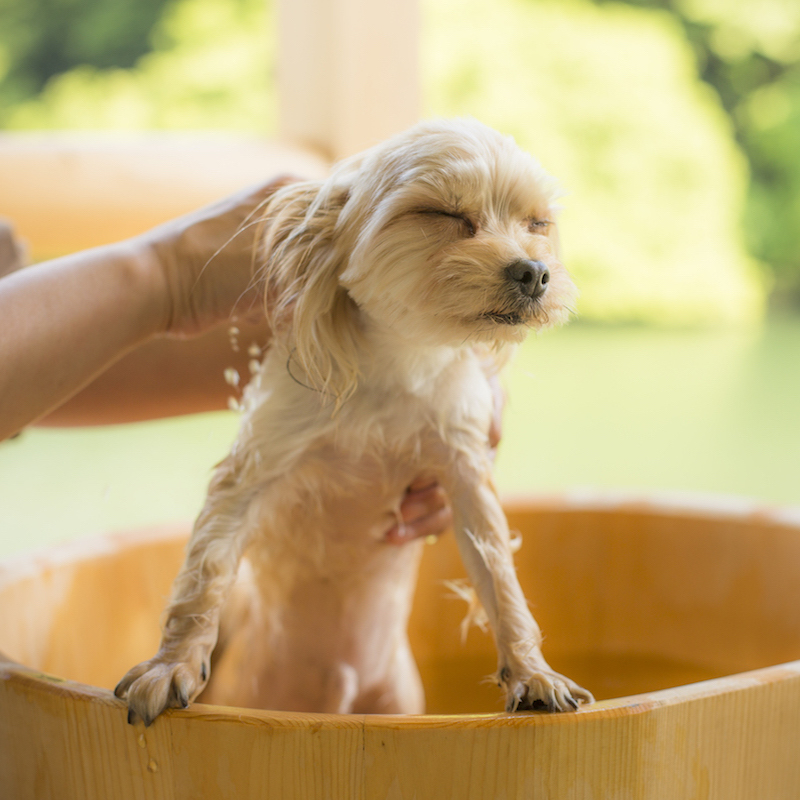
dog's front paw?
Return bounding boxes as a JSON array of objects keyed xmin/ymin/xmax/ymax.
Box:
[
  {"xmin": 114, "ymin": 648, "xmax": 210, "ymax": 726},
  {"xmin": 500, "ymin": 663, "xmax": 594, "ymax": 713}
]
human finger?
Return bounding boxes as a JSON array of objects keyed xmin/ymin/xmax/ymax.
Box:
[
  {"xmin": 385, "ymin": 482, "xmax": 451, "ymax": 544},
  {"xmin": 384, "ymin": 506, "xmax": 452, "ymax": 545}
]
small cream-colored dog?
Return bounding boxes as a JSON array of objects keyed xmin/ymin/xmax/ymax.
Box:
[{"xmin": 116, "ymin": 118, "xmax": 593, "ymax": 724}]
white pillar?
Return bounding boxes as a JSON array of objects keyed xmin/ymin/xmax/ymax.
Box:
[{"xmin": 278, "ymin": 0, "xmax": 420, "ymax": 160}]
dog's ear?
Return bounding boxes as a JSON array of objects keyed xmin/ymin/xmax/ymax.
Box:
[{"xmin": 259, "ymin": 180, "xmax": 361, "ymax": 405}]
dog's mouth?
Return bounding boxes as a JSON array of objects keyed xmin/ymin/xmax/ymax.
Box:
[
  {"xmin": 480, "ymin": 296, "xmax": 539, "ymax": 326},
  {"xmin": 480, "ymin": 310, "xmax": 526, "ymax": 326}
]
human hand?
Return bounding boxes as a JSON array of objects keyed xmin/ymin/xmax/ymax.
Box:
[
  {"xmin": 385, "ymin": 478, "xmax": 452, "ymax": 544},
  {"xmin": 140, "ymin": 175, "xmax": 298, "ymax": 339},
  {"xmin": 0, "ymin": 176, "xmax": 306, "ymax": 439}
]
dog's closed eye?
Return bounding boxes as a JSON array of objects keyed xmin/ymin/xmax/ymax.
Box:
[
  {"xmin": 526, "ymin": 218, "xmax": 552, "ymax": 234},
  {"xmin": 416, "ymin": 208, "xmax": 477, "ymax": 237}
]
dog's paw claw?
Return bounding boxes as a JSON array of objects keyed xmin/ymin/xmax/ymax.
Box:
[
  {"xmin": 173, "ymin": 676, "xmax": 190, "ymax": 709},
  {"xmin": 566, "ymin": 695, "xmax": 580, "ymax": 711},
  {"xmin": 117, "ymin": 651, "xmax": 209, "ymax": 726},
  {"xmin": 501, "ymin": 664, "xmax": 593, "ymax": 714}
]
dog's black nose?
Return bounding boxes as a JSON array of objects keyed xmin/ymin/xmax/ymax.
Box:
[{"xmin": 505, "ymin": 260, "xmax": 549, "ymax": 299}]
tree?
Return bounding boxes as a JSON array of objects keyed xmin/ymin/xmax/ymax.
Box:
[
  {"xmin": 587, "ymin": 0, "xmax": 800, "ymax": 305},
  {"xmin": 0, "ymin": 0, "xmax": 170, "ymax": 117}
]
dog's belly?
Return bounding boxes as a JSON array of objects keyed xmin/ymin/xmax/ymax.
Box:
[{"xmin": 202, "ymin": 447, "xmax": 430, "ymax": 714}]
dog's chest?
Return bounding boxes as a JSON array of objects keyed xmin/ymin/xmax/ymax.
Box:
[{"xmin": 241, "ymin": 348, "xmax": 493, "ymax": 548}]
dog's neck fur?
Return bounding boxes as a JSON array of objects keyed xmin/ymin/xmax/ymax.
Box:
[{"xmin": 355, "ymin": 315, "xmax": 470, "ymax": 398}]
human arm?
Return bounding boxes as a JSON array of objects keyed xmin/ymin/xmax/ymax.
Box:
[
  {"xmin": 0, "ymin": 178, "xmax": 294, "ymax": 439},
  {"xmin": 35, "ymin": 320, "xmax": 268, "ymax": 426},
  {"xmin": 0, "ymin": 237, "xmax": 164, "ymax": 439}
]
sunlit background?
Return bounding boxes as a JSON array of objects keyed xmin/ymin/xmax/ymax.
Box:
[{"xmin": 1, "ymin": 0, "xmax": 799, "ymax": 556}]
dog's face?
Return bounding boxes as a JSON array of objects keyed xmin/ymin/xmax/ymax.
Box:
[
  {"xmin": 261, "ymin": 119, "xmax": 577, "ymax": 396},
  {"xmin": 337, "ymin": 120, "xmax": 577, "ymax": 347}
]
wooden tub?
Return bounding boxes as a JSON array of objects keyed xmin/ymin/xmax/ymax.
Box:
[{"xmin": 2, "ymin": 495, "xmax": 800, "ymax": 799}]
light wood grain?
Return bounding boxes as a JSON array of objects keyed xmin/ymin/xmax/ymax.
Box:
[
  {"xmin": 2, "ymin": 496, "xmax": 800, "ymax": 799},
  {"xmin": 277, "ymin": 0, "xmax": 420, "ymax": 159},
  {"xmin": 0, "ymin": 134, "xmax": 329, "ymax": 261}
]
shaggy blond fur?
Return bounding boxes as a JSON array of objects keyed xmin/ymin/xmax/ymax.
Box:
[{"xmin": 115, "ymin": 118, "xmax": 593, "ymax": 724}]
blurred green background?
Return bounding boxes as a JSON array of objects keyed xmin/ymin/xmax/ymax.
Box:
[{"xmin": 1, "ymin": 0, "xmax": 799, "ymax": 556}]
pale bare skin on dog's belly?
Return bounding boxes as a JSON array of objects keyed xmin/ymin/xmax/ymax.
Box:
[{"xmin": 200, "ymin": 448, "xmax": 429, "ymax": 714}]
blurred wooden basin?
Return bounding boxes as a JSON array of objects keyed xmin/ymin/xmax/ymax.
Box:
[{"xmin": 2, "ymin": 495, "xmax": 800, "ymax": 799}]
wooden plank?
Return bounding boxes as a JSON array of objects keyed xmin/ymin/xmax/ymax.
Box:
[
  {"xmin": 277, "ymin": 0, "xmax": 420, "ymax": 159},
  {"xmin": 3, "ymin": 498, "xmax": 800, "ymax": 797},
  {"xmin": 3, "ymin": 657, "xmax": 800, "ymax": 799},
  {"xmin": 0, "ymin": 134, "xmax": 328, "ymax": 261}
]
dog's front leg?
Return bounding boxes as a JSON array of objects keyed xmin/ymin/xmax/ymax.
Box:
[
  {"xmin": 115, "ymin": 457, "xmax": 256, "ymax": 726},
  {"xmin": 446, "ymin": 455, "xmax": 593, "ymax": 713}
]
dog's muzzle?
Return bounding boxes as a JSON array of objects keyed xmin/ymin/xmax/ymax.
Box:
[{"xmin": 505, "ymin": 260, "xmax": 549, "ymax": 300}]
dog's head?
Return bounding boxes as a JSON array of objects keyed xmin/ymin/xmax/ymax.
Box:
[{"xmin": 260, "ymin": 119, "xmax": 577, "ymax": 398}]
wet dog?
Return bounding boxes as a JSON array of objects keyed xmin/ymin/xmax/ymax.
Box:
[{"xmin": 116, "ymin": 119, "xmax": 593, "ymax": 724}]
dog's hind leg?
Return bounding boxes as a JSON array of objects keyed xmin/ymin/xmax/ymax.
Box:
[
  {"xmin": 115, "ymin": 455, "xmax": 262, "ymax": 726},
  {"xmin": 317, "ymin": 663, "xmax": 360, "ymax": 713}
]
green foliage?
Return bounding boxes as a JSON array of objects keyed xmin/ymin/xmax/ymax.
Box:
[
  {"xmin": 743, "ymin": 76, "xmax": 800, "ymax": 306},
  {"xmin": 587, "ymin": 0, "xmax": 800, "ymax": 306},
  {"xmin": 424, "ymin": 0, "xmax": 764, "ymax": 324},
  {"xmin": 0, "ymin": 0, "xmax": 276, "ymax": 131},
  {"xmin": 0, "ymin": 0, "xmax": 169, "ymax": 111}
]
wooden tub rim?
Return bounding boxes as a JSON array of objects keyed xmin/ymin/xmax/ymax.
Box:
[{"xmin": 3, "ymin": 489, "xmax": 800, "ymax": 733}]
